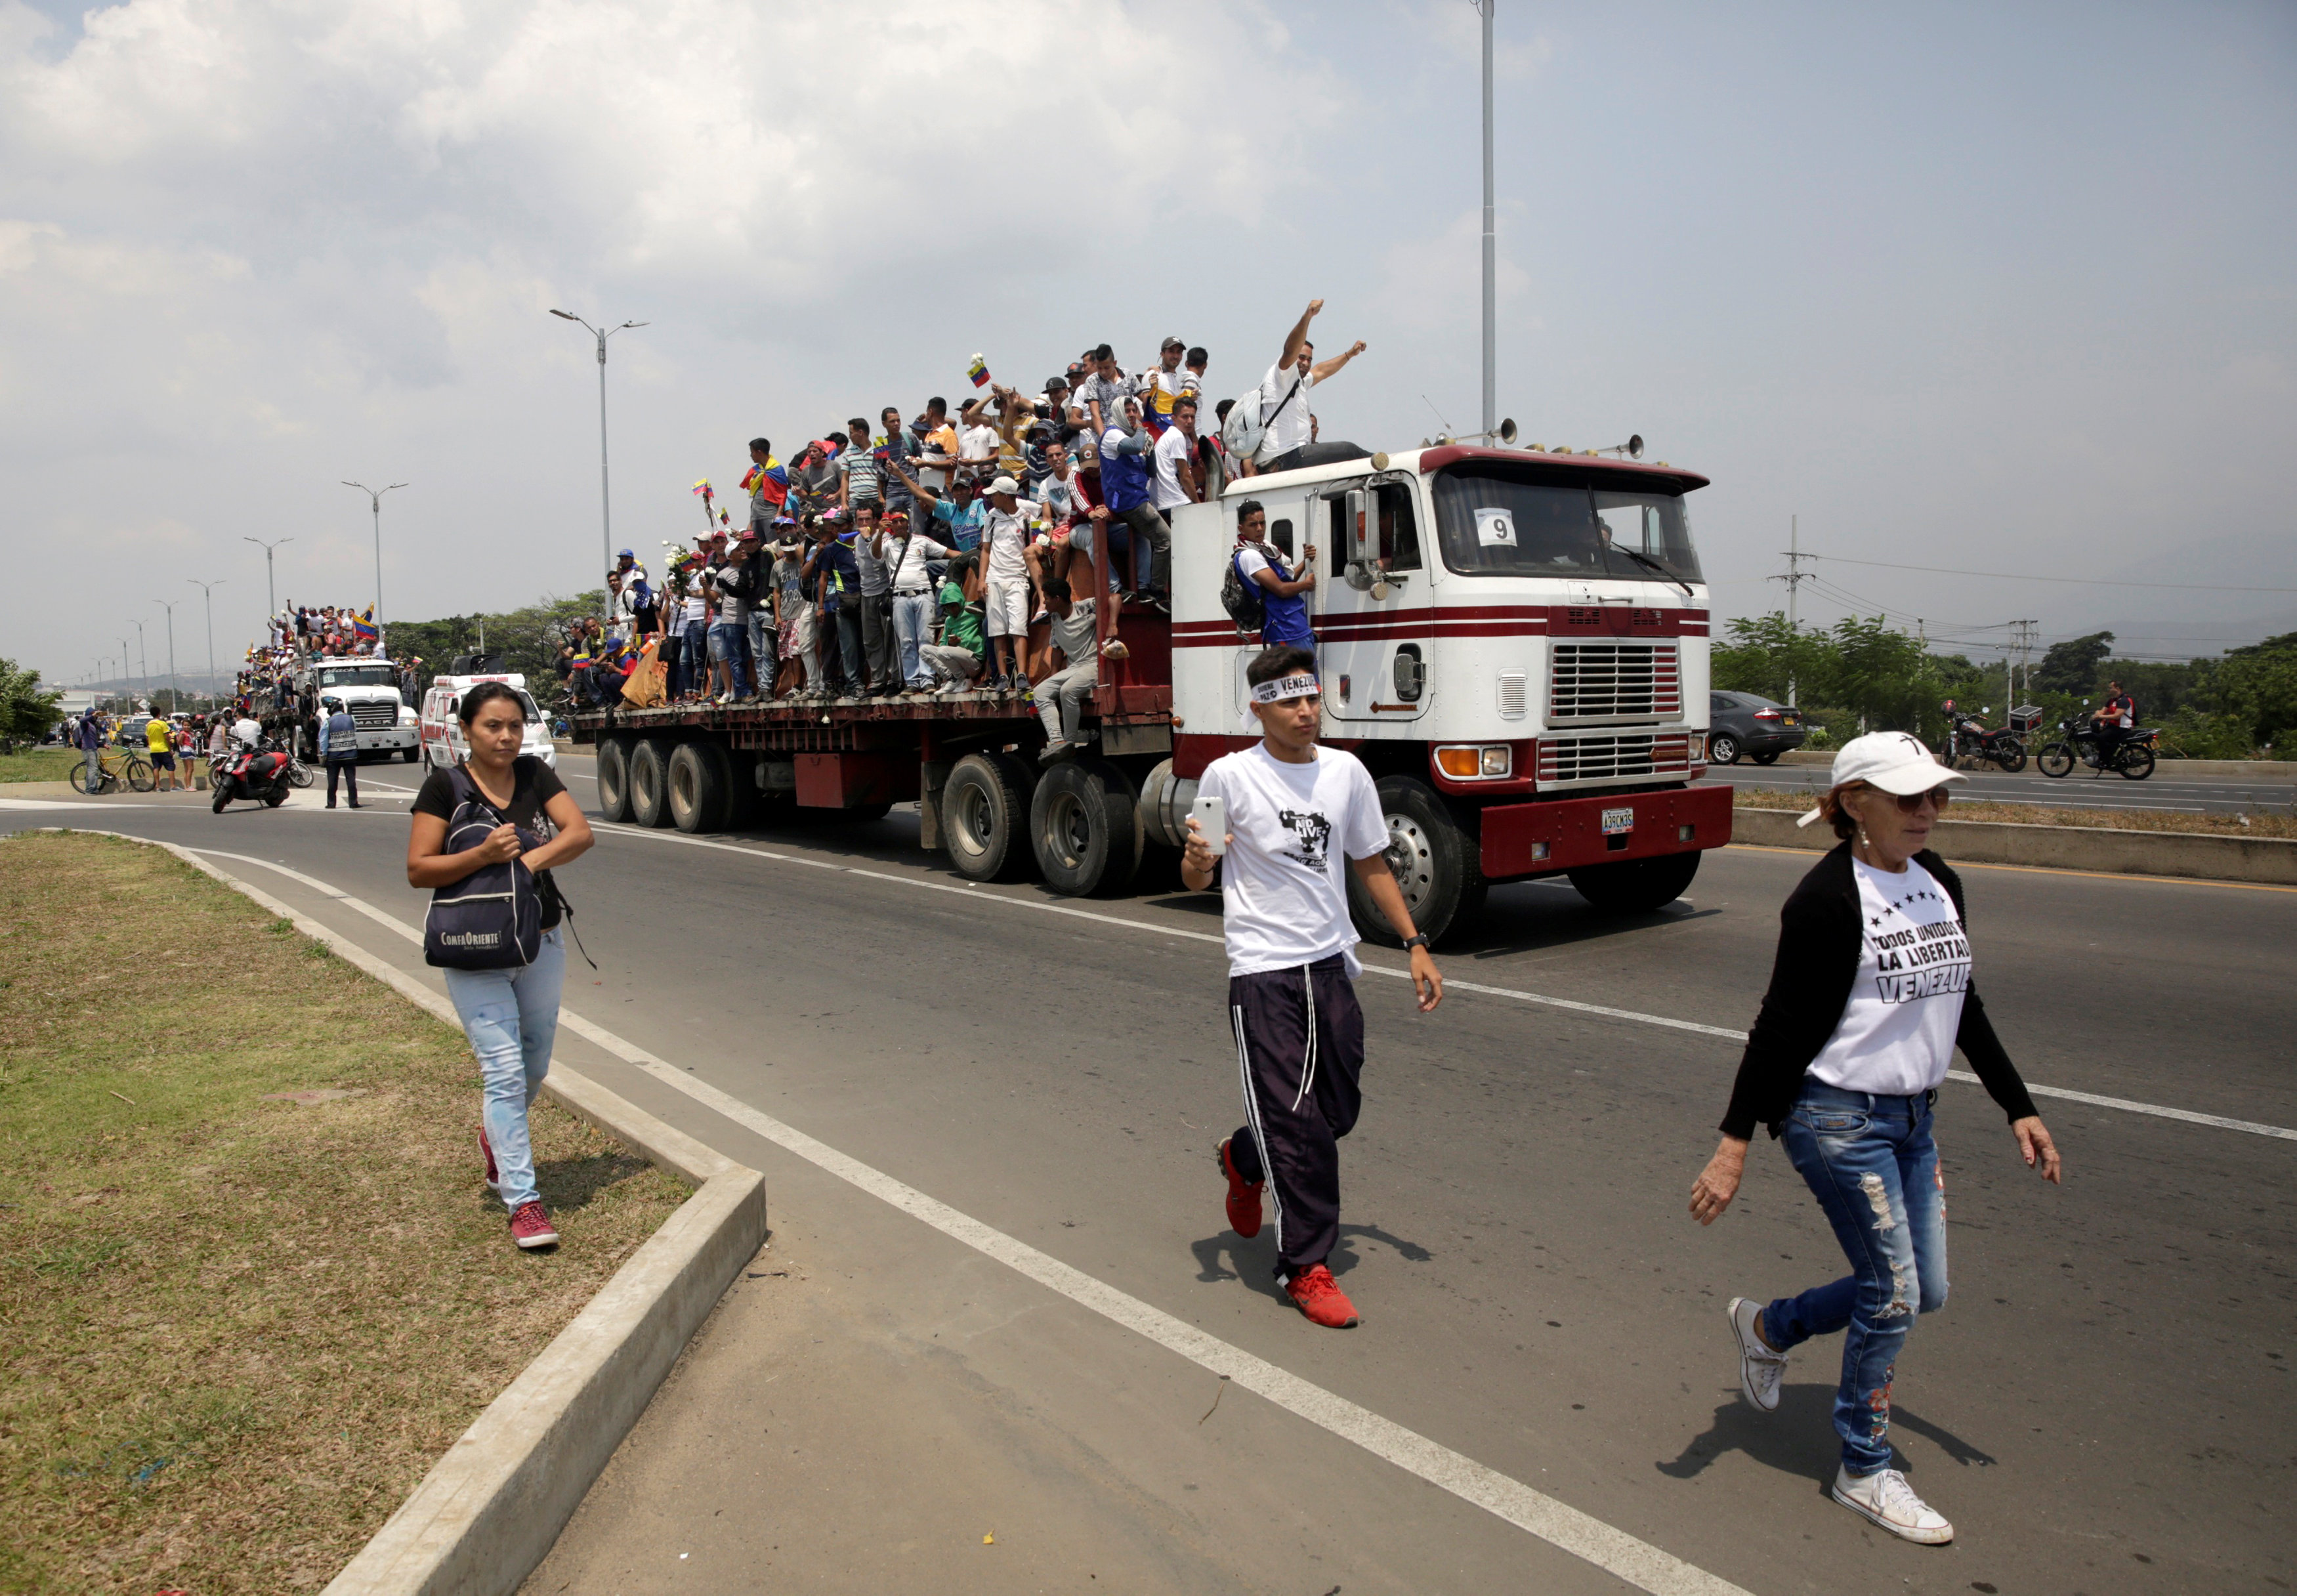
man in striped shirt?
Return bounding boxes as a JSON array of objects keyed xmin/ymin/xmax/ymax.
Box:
[{"xmin": 837, "ymin": 417, "xmax": 883, "ymax": 515}]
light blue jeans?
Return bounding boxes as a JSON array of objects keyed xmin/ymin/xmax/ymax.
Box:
[
  {"xmin": 893, "ymin": 591, "xmax": 935, "ymax": 686},
  {"xmin": 1763, "ymin": 1082, "xmax": 1949, "ymax": 1477},
  {"xmin": 444, "ymin": 928, "xmax": 565, "ymax": 1214}
]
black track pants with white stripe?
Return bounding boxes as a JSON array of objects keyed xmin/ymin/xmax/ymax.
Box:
[{"xmin": 1227, "ymin": 954, "xmax": 1366, "ymax": 1282}]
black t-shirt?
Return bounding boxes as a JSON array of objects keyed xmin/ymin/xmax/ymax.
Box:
[{"xmin": 413, "ymin": 757, "xmax": 570, "ymax": 929}]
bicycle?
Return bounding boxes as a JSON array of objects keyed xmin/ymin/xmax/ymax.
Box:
[{"xmin": 77, "ymin": 747, "xmax": 154, "ymax": 795}]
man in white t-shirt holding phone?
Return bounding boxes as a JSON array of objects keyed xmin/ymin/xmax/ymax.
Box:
[{"xmin": 1182, "ymin": 645, "xmax": 1444, "ymax": 1328}]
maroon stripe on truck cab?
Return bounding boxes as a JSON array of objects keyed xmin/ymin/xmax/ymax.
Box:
[{"xmin": 1173, "ymin": 604, "xmax": 1706, "ymax": 648}]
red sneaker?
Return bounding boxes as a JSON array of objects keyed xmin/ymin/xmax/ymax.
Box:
[
  {"xmin": 1284, "ymin": 1264, "xmax": 1360, "ymax": 1328},
  {"xmin": 480, "ymin": 1126, "xmax": 501, "ymax": 1195},
  {"xmin": 509, "ymin": 1200, "xmax": 558, "ymax": 1250},
  {"xmin": 1217, "ymin": 1137, "xmax": 1263, "ymax": 1238}
]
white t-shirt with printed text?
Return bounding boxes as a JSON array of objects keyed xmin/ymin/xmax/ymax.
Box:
[
  {"xmin": 1196, "ymin": 743, "xmax": 1389, "ymax": 978},
  {"xmin": 1806, "ymin": 855, "xmax": 1971, "ymax": 1097}
]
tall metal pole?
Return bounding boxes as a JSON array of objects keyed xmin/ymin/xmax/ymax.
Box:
[
  {"xmin": 133, "ymin": 620, "xmax": 150, "ymax": 707},
  {"xmin": 551, "ymin": 309, "xmax": 648, "ymax": 623},
  {"xmin": 188, "ymin": 579, "xmax": 225, "ymax": 711},
  {"xmin": 342, "ymin": 482, "xmax": 408, "ymax": 622},
  {"xmin": 152, "ymin": 598, "xmax": 181, "ymax": 707},
  {"xmin": 1480, "ymin": 0, "xmax": 1497, "ymax": 436},
  {"xmin": 243, "ymin": 536, "xmax": 293, "ymax": 627}
]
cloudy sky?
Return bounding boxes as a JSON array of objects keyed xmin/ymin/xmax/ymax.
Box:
[{"xmin": 5, "ymin": 0, "xmax": 2292, "ymax": 690}]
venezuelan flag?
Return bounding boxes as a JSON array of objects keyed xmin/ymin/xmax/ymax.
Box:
[
  {"xmin": 967, "ymin": 353, "xmax": 990, "ymax": 388},
  {"xmin": 351, "ymin": 606, "xmax": 380, "ymax": 642},
  {"xmin": 741, "ymin": 461, "xmax": 790, "ymax": 508}
]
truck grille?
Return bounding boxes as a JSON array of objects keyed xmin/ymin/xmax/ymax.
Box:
[
  {"xmin": 350, "ymin": 702, "xmax": 398, "ymax": 730},
  {"xmin": 1536, "ymin": 733, "xmax": 1695, "ymax": 784},
  {"xmin": 1548, "ymin": 642, "xmax": 1681, "ymax": 722}
]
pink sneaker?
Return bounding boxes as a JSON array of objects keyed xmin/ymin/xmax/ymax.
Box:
[
  {"xmin": 1217, "ymin": 1137, "xmax": 1264, "ymax": 1239},
  {"xmin": 509, "ymin": 1200, "xmax": 558, "ymax": 1250},
  {"xmin": 1284, "ymin": 1264, "xmax": 1360, "ymax": 1328}
]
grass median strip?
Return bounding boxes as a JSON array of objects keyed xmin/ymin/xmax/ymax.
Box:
[
  {"xmin": 0, "ymin": 831, "xmax": 686, "ymax": 1595},
  {"xmin": 1, "ymin": 748, "xmax": 92, "ymax": 785},
  {"xmin": 1731, "ymin": 784, "xmax": 2297, "ymax": 838}
]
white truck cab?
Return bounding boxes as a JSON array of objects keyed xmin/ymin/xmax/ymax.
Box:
[
  {"xmin": 419, "ymin": 673, "xmax": 558, "ymax": 772},
  {"xmin": 295, "ymin": 656, "xmax": 419, "ymax": 762},
  {"xmin": 1158, "ymin": 442, "xmax": 1728, "ymax": 940}
]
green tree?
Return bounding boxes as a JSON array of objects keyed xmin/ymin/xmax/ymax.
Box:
[
  {"xmin": 2033, "ymin": 630, "xmax": 2115, "ymax": 694},
  {"xmin": 386, "ymin": 591, "xmax": 603, "ymax": 700},
  {"xmin": 1712, "ymin": 611, "xmax": 1832, "ymax": 705},
  {"xmin": 2201, "ymin": 631, "xmax": 2297, "ymax": 755},
  {"xmin": 0, "ymin": 657, "xmax": 64, "ymax": 742}
]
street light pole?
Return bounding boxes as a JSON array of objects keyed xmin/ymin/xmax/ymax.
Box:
[
  {"xmin": 342, "ymin": 480, "xmax": 408, "ymax": 621},
  {"xmin": 152, "ymin": 598, "xmax": 182, "ymax": 709},
  {"xmin": 187, "ymin": 579, "xmax": 225, "ymax": 711},
  {"xmin": 243, "ymin": 536, "xmax": 293, "ymax": 628},
  {"xmin": 132, "ymin": 619, "xmax": 150, "ymax": 707},
  {"xmin": 549, "ymin": 308, "xmax": 649, "ymax": 622},
  {"xmin": 1479, "ymin": 0, "xmax": 1496, "ymax": 437}
]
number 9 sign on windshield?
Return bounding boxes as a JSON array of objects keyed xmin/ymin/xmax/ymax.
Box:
[{"xmin": 1475, "ymin": 508, "xmax": 1517, "ymax": 547}]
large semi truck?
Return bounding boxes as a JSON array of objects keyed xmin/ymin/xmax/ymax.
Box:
[
  {"xmin": 292, "ymin": 656, "xmax": 420, "ymax": 763},
  {"xmin": 571, "ymin": 440, "xmax": 1729, "ymax": 945}
]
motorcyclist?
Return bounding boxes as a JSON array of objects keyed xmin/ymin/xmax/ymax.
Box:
[{"xmin": 2089, "ymin": 680, "xmax": 2134, "ymax": 765}]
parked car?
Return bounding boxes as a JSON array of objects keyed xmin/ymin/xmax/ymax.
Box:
[{"xmin": 1707, "ymin": 691, "xmax": 1806, "ymax": 765}]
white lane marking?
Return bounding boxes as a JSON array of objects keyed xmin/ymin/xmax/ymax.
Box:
[
  {"xmin": 592, "ymin": 823, "xmax": 2297, "ymax": 1141},
  {"xmin": 172, "ymin": 843, "xmax": 1751, "ymax": 1596}
]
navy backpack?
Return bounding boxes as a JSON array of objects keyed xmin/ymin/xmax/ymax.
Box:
[{"xmin": 423, "ymin": 767, "xmax": 545, "ymax": 970}]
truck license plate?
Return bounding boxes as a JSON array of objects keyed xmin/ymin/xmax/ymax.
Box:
[{"xmin": 1601, "ymin": 807, "xmax": 1635, "ymax": 836}]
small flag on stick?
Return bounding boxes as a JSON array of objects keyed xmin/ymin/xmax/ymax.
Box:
[{"xmin": 967, "ymin": 352, "xmax": 991, "ymax": 388}]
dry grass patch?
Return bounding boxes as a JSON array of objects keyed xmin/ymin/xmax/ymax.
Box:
[
  {"xmin": 0, "ymin": 831, "xmax": 687, "ymax": 1595},
  {"xmin": 0, "ymin": 748, "xmax": 86, "ymax": 785},
  {"xmin": 1730, "ymin": 784, "xmax": 2297, "ymax": 839}
]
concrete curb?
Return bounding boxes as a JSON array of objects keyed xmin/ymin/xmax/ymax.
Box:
[
  {"xmin": 1726, "ymin": 805, "xmax": 2297, "ymax": 885},
  {"xmin": 1763, "ymin": 749, "xmax": 2294, "ymax": 780},
  {"xmin": 18, "ymin": 829, "xmax": 768, "ymax": 1596}
]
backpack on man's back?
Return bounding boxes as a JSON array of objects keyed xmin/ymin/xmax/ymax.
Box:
[{"xmin": 1220, "ymin": 549, "xmax": 1266, "ymax": 635}]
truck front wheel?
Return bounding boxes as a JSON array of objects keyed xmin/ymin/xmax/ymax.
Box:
[
  {"xmin": 1030, "ymin": 757, "xmax": 1145, "ymax": 897},
  {"xmin": 942, "ymin": 753, "xmax": 1033, "ymax": 882},
  {"xmin": 1348, "ymin": 776, "xmax": 1485, "ymax": 949},
  {"xmin": 1567, "ymin": 851, "xmax": 1701, "ymax": 914},
  {"xmin": 596, "ymin": 737, "xmax": 635, "ymax": 823}
]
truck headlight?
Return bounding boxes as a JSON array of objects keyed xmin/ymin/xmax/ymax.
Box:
[{"xmin": 1435, "ymin": 744, "xmax": 1512, "ymax": 780}]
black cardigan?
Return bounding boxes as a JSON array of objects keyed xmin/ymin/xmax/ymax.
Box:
[{"xmin": 1719, "ymin": 843, "xmax": 2038, "ymax": 1141}]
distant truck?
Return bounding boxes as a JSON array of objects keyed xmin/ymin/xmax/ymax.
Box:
[
  {"xmin": 293, "ymin": 656, "xmax": 419, "ymax": 763},
  {"xmin": 571, "ymin": 440, "xmax": 1729, "ymax": 944}
]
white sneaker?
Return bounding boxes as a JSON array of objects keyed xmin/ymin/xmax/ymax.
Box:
[
  {"xmin": 1832, "ymin": 1466, "xmax": 1953, "ymax": 1544},
  {"xmin": 1727, "ymin": 1296, "xmax": 1786, "ymax": 1412}
]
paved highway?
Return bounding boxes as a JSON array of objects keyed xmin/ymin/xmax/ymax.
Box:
[
  {"xmin": 9, "ymin": 764, "xmax": 2290, "ymax": 1596},
  {"xmin": 1707, "ymin": 758, "xmax": 2296, "ymax": 818}
]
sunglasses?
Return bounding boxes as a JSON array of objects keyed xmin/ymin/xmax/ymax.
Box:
[{"xmin": 1866, "ymin": 786, "xmax": 1950, "ymax": 813}]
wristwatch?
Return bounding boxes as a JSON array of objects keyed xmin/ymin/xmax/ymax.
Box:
[{"xmin": 1401, "ymin": 932, "xmax": 1430, "ymax": 952}]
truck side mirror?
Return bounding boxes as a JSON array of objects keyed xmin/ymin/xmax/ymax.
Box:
[{"xmin": 1345, "ymin": 488, "xmax": 1370, "ymax": 568}]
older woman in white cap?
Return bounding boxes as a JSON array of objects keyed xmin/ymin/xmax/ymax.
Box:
[{"xmin": 1687, "ymin": 731, "xmax": 2061, "ymax": 1544}]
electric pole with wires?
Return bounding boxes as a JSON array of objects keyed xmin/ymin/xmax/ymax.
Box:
[{"xmin": 1767, "ymin": 514, "xmax": 1815, "ymax": 707}]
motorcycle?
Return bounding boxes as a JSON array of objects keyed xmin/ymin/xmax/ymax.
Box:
[
  {"xmin": 1941, "ymin": 700, "xmax": 2027, "ymax": 773},
  {"xmin": 211, "ymin": 739, "xmax": 295, "ymax": 812},
  {"xmin": 2037, "ymin": 713, "xmax": 2157, "ymax": 781}
]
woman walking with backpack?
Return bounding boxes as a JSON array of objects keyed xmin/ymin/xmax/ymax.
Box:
[
  {"xmin": 1688, "ymin": 732, "xmax": 2061, "ymax": 1544},
  {"xmin": 406, "ymin": 681, "xmax": 593, "ymax": 1250}
]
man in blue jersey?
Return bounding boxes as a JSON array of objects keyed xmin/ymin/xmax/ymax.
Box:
[{"xmin": 1232, "ymin": 499, "xmax": 1317, "ymax": 652}]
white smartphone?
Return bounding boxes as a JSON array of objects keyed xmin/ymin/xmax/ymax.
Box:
[{"xmin": 1191, "ymin": 794, "xmax": 1228, "ymax": 856}]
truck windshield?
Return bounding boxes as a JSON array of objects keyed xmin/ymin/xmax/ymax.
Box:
[
  {"xmin": 317, "ymin": 665, "xmax": 400, "ymax": 688},
  {"xmin": 1431, "ymin": 466, "xmax": 1703, "ymax": 585}
]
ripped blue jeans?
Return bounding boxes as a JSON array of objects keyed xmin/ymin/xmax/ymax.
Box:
[
  {"xmin": 1763, "ymin": 1082, "xmax": 1948, "ymax": 1477},
  {"xmin": 443, "ymin": 929, "xmax": 564, "ymax": 1214}
]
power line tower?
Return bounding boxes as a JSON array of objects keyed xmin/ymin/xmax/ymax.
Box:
[
  {"xmin": 1766, "ymin": 513, "xmax": 1815, "ymax": 707},
  {"xmin": 2009, "ymin": 620, "xmax": 2040, "ymax": 704}
]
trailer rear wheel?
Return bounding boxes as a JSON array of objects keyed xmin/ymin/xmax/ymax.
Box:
[
  {"xmin": 667, "ymin": 741, "xmax": 734, "ymax": 833},
  {"xmin": 943, "ymin": 753, "xmax": 1032, "ymax": 881},
  {"xmin": 597, "ymin": 737, "xmax": 635, "ymax": 822},
  {"xmin": 1030, "ymin": 757, "xmax": 1145, "ymax": 897},
  {"xmin": 1567, "ymin": 851, "xmax": 1701, "ymax": 914},
  {"xmin": 1349, "ymin": 776, "xmax": 1485, "ymax": 949},
  {"xmin": 629, "ymin": 738, "xmax": 675, "ymax": 828}
]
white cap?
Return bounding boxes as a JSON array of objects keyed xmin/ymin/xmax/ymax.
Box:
[
  {"xmin": 988, "ymin": 474, "xmax": 1021, "ymax": 495},
  {"xmin": 1797, "ymin": 730, "xmax": 1963, "ymax": 827}
]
